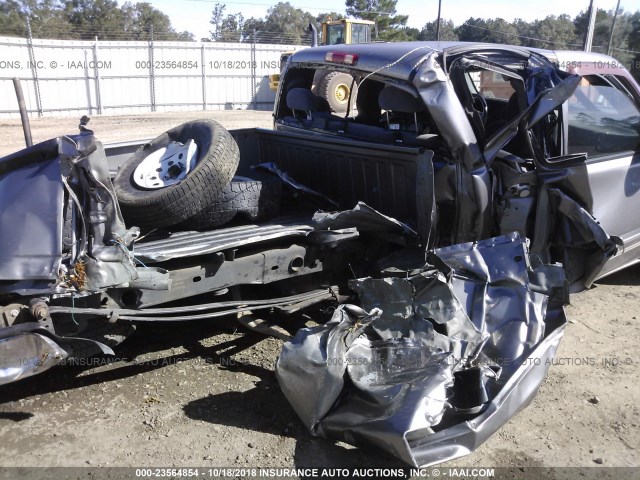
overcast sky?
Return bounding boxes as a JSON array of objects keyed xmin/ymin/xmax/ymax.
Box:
[{"xmin": 141, "ymin": 0, "xmax": 639, "ymax": 41}]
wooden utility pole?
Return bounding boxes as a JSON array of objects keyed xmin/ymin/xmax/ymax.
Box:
[
  {"xmin": 583, "ymin": 0, "xmax": 597, "ymax": 52},
  {"xmin": 607, "ymin": 0, "xmax": 621, "ymax": 56},
  {"xmin": 436, "ymin": 0, "xmax": 442, "ymax": 41}
]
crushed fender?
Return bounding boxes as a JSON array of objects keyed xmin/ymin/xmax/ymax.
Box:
[{"xmin": 276, "ymin": 232, "xmax": 568, "ymax": 466}]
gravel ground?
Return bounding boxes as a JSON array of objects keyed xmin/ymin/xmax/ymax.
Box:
[{"xmin": 0, "ymin": 111, "xmax": 639, "ymax": 476}]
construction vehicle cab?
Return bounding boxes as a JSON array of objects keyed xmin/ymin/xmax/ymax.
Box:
[{"xmin": 323, "ymin": 19, "xmax": 374, "ymax": 45}]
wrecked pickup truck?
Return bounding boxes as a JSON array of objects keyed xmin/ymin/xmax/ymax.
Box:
[{"xmin": 1, "ymin": 42, "xmax": 640, "ymax": 467}]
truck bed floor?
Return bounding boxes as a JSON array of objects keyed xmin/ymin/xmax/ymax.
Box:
[{"xmin": 133, "ymin": 215, "xmax": 315, "ymax": 263}]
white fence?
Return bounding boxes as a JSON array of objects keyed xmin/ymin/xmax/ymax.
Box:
[{"xmin": 0, "ymin": 36, "xmax": 304, "ymax": 118}]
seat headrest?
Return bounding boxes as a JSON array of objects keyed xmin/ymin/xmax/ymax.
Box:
[
  {"xmin": 286, "ymin": 88, "xmax": 318, "ymax": 112},
  {"xmin": 378, "ymin": 86, "xmax": 425, "ymax": 113}
]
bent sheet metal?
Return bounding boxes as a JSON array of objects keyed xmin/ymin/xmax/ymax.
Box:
[{"xmin": 276, "ymin": 233, "xmax": 568, "ymax": 466}]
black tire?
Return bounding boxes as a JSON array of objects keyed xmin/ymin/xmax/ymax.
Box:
[
  {"xmin": 318, "ymin": 72, "xmax": 355, "ymax": 113},
  {"xmin": 113, "ymin": 120, "xmax": 239, "ymax": 229},
  {"xmin": 180, "ymin": 173, "xmax": 282, "ymax": 230}
]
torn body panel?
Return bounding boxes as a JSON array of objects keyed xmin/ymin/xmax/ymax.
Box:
[
  {"xmin": 0, "ymin": 139, "xmax": 64, "ymax": 281},
  {"xmin": 0, "ymin": 134, "xmax": 145, "ymax": 292},
  {"xmin": 276, "ymin": 233, "xmax": 567, "ymax": 467},
  {"xmin": 0, "ymin": 321, "xmax": 116, "ymax": 386}
]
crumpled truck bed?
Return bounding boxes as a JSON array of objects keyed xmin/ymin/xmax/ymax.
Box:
[{"xmin": 276, "ymin": 233, "xmax": 567, "ymax": 466}]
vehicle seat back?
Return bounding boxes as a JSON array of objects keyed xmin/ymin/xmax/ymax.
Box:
[
  {"xmin": 285, "ymin": 88, "xmax": 340, "ymax": 129},
  {"xmin": 379, "ymin": 86, "xmax": 426, "ymax": 132},
  {"xmin": 378, "ymin": 86, "xmax": 433, "ymax": 146}
]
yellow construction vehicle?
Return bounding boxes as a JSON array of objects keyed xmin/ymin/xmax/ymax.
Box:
[
  {"xmin": 322, "ymin": 18, "xmax": 374, "ymax": 45},
  {"xmin": 269, "ymin": 19, "xmax": 375, "ymax": 112}
]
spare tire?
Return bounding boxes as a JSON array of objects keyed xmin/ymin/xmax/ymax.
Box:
[
  {"xmin": 180, "ymin": 173, "xmax": 282, "ymax": 230},
  {"xmin": 113, "ymin": 119, "xmax": 239, "ymax": 229},
  {"xmin": 317, "ymin": 71, "xmax": 356, "ymax": 113}
]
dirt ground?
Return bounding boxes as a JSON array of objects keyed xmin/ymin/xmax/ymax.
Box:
[
  {"xmin": 0, "ymin": 110, "xmax": 274, "ymax": 157},
  {"xmin": 0, "ymin": 111, "xmax": 639, "ymax": 475}
]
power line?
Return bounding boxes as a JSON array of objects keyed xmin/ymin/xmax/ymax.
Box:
[
  {"xmin": 460, "ymin": 22, "xmax": 584, "ymax": 48},
  {"xmin": 185, "ymin": 0, "xmax": 342, "ymax": 11},
  {"xmin": 0, "ymin": 23, "xmax": 315, "ymax": 44},
  {"xmin": 3, "ymin": 15, "xmax": 640, "ymax": 54},
  {"xmin": 609, "ymin": 45, "xmax": 640, "ymax": 54},
  {"xmin": 461, "ymin": 21, "xmax": 640, "ymax": 54},
  {"xmin": 0, "ymin": 24, "xmax": 198, "ymax": 40},
  {"xmin": 186, "ymin": 0, "xmax": 395, "ymax": 15}
]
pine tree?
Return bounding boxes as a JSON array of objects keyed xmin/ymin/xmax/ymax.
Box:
[{"xmin": 345, "ymin": 0, "xmax": 408, "ymax": 41}]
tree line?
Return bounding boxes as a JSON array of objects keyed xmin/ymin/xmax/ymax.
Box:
[
  {"xmin": 210, "ymin": 0, "xmax": 638, "ymax": 52},
  {"xmin": 210, "ymin": 1, "xmax": 639, "ymax": 78},
  {"xmin": 0, "ymin": 0, "xmax": 194, "ymax": 40},
  {"xmin": 1, "ymin": 0, "xmax": 638, "ymax": 78}
]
